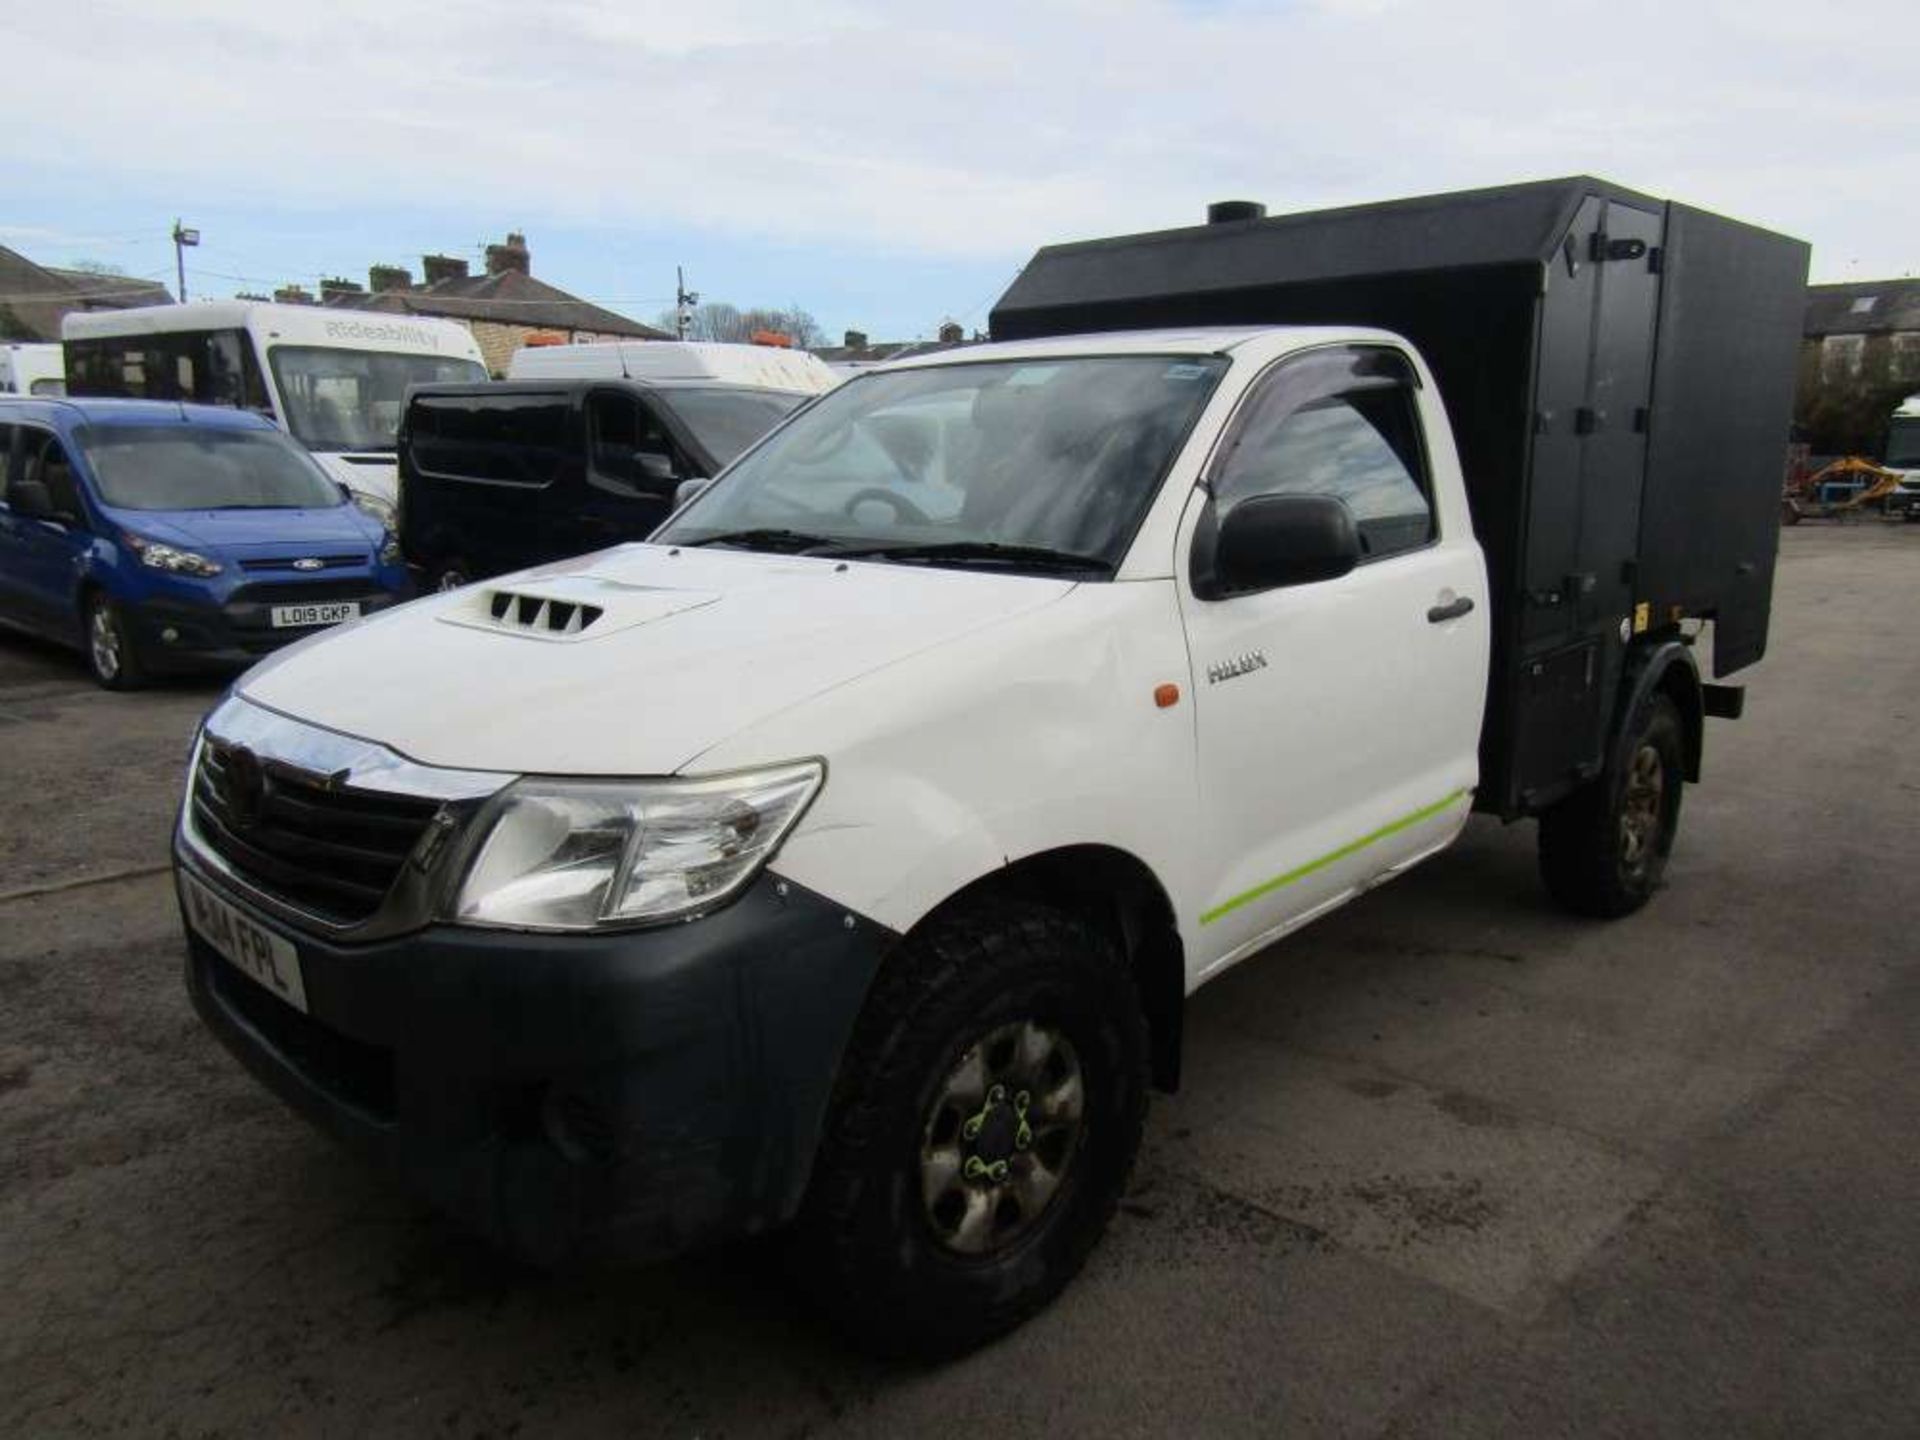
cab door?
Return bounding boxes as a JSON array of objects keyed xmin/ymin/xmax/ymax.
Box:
[
  {"xmin": 568, "ymin": 389, "xmax": 694, "ymax": 556},
  {"xmin": 1177, "ymin": 345, "xmax": 1487, "ymax": 974},
  {"xmin": 0, "ymin": 423, "xmax": 23, "ymax": 620},
  {"xmin": 4, "ymin": 426, "xmax": 93, "ymax": 631}
]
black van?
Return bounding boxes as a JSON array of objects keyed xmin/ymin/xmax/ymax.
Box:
[{"xmin": 397, "ymin": 379, "xmax": 808, "ymax": 589}]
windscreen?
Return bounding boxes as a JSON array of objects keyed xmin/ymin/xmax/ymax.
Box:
[
  {"xmin": 269, "ymin": 347, "xmax": 488, "ymax": 452},
  {"xmin": 79, "ymin": 426, "xmax": 346, "ymax": 511},
  {"xmin": 653, "ymin": 387, "xmax": 805, "ymax": 470},
  {"xmin": 655, "ymin": 355, "xmax": 1227, "ymax": 572},
  {"xmin": 1886, "ymin": 416, "xmax": 1920, "ymax": 469}
]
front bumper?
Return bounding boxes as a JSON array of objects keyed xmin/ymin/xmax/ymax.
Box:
[
  {"xmin": 130, "ymin": 587, "xmax": 407, "ymax": 671},
  {"xmin": 178, "ymin": 852, "xmax": 893, "ymax": 1263}
]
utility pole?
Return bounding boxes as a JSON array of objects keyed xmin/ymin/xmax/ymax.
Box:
[
  {"xmin": 171, "ymin": 219, "xmax": 200, "ymax": 303},
  {"xmin": 675, "ymin": 265, "xmax": 699, "ymax": 340}
]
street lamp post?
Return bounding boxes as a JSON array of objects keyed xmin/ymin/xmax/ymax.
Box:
[{"xmin": 171, "ymin": 220, "xmax": 200, "ymax": 303}]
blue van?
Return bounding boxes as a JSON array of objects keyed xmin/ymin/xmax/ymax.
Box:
[{"xmin": 0, "ymin": 398, "xmax": 410, "ymax": 688}]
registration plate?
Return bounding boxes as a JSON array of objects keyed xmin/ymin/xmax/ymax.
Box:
[
  {"xmin": 269, "ymin": 601, "xmax": 361, "ymax": 629},
  {"xmin": 179, "ymin": 872, "xmax": 308, "ymax": 1013}
]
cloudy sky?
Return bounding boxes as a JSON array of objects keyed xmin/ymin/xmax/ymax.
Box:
[{"xmin": 5, "ymin": 0, "xmax": 1915, "ymax": 339}]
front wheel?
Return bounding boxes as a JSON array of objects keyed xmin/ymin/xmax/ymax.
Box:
[
  {"xmin": 792, "ymin": 899, "xmax": 1148, "ymax": 1359},
  {"xmin": 431, "ymin": 559, "xmax": 473, "ymax": 593},
  {"xmin": 84, "ymin": 593, "xmax": 145, "ymax": 690},
  {"xmin": 1538, "ymin": 693, "xmax": 1684, "ymax": 917}
]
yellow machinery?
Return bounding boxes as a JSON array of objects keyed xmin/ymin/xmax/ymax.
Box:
[{"xmin": 1781, "ymin": 457, "xmax": 1906, "ymax": 524}]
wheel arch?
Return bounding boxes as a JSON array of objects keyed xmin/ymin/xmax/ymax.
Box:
[
  {"xmin": 1628, "ymin": 640, "xmax": 1704, "ymax": 783},
  {"xmin": 910, "ymin": 843, "xmax": 1186, "ymax": 1094}
]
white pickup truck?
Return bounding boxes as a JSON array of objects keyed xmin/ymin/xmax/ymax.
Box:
[{"xmin": 173, "ymin": 179, "xmax": 1807, "ymax": 1357}]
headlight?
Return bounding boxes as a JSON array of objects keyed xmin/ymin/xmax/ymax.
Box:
[
  {"xmin": 124, "ymin": 534, "xmax": 222, "ymax": 577},
  {"xmin": 451, "ymin": 760, "xmax": 824, "ymax": 931},
  {"xmin": 379, "ymin": 532, "xmax": 403, "ymax": 565},
  {"xmin": 350, "ymin": 491, "xmax": 398, "ymax": 530}
]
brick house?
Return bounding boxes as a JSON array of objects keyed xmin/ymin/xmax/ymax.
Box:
[
  {"xmin": 1797, "ymin": 279, "xmax": 1920, "ymax": 457},
  {"xmin": 308, "ymin": 234, "xmax": 667, "ymax": 375}
]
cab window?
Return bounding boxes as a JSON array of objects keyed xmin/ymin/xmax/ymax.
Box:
[
  {"xmin": 19, "ymin": 430, "xmax": 85, "ymax": 523},
  {"xmin": 588, "ymin": 392, "xmax": 684, "ymax": 498},
  {"xmin": 1211, "ymin": 347, "xmax": 1434, "ymax": 561}
]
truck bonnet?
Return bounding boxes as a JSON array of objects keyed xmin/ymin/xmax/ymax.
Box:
[{"xmin": 236, "ymin": 542, "xmax": 1076, "ymax": 775}]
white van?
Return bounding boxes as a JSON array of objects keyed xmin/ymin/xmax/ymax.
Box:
[
  {"xmin": 0, "ymin": 342, "xmax": 65, "ymax": 396},
  {"xmin": 508, "ymin": 340, "xmax": 839, "ymax": 395},
  {"xmin": 62, "ymin": 302, "xmax": 488, "ymax": 519}
]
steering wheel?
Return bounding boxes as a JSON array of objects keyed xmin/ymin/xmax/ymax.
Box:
[{"xmin": 841, "ymin": 486, "xmax": 932, "ymax": 525}]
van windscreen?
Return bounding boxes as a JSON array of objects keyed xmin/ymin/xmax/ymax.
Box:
[
  {"xmin": 408, "ymin": 393, "xmax": 571, "ymax": 486},
  {"xmin": 655, "ymin": 387, "xmax": 805, "ymax": 470}
]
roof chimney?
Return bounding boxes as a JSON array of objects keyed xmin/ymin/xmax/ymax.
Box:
[
  {"xmin": 369, "ymin": 263, "xmax": 413, "ymax": 294},
  {"xmin": 484, "ymin": 231, "xmax": 530, "ymax": 277},
  {"xmin": 1206, "ymin": 199, "xmax": 1267, "ymax": 225},
  {"xmin": 319, "ymin": 276, "xmax": 366, "ymax": 304},
  {"xmin": 421, "ymin": 253, "xmax": 470, "ymax": 286},
  {"xmin": 273, "ymin": 284, "xmax": 316, "ymax": 306},
  {"xmin": 937, "ymin": 320, "xmax": 964, "ymax": 344}
]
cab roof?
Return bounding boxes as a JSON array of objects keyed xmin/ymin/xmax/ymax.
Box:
[
  {"xmin": 0, "ymin": 395, "xmax": 280, "ymax": 430},
  {"xmin": 868, "ymin": 324, "xmax": 1395, "ymax": 369}
]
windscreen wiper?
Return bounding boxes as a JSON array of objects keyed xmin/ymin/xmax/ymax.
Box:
[
  {"xmin": 827, "ymin": 540, "xmax": 1114, "ymax": 575},
  {"xmin": 679, "ymin": 527, "xmax": 848, "ymax": 554}
]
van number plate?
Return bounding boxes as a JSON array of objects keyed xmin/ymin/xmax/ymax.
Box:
[
  {"xmin": 270, "ymin": 601, "xmax": 361, "ymax": 629},
  {"xmin": 180, "ymin": 872, "xmax": 308, "ymax": 1013}
]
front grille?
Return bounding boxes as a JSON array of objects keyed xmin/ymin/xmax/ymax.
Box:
[
  {"xmin": 238, "ymin": 554, "xmax": 364, "ymax": 573},
  {"xmin": 203, "ymin": 945, "xmax": 396, "ymax": 1121},
  {"xmin": 229, "ymin": 579, "xmax": 381, "ymax": 606},
  {"xmin": 191, "ymin": 740, "xmax": 442, "ymax": 926}
]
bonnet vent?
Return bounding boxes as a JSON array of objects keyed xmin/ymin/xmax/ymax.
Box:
[{"xmin": 486, "ymin": 590, "xmax": 604, "ymax": 635}]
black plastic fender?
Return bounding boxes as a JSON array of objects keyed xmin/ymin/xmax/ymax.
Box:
[{"xmin": 1611, "ymin": 639, "xmax": 1704, "ymax": 784}]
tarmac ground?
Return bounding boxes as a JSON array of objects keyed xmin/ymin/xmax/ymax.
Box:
[{"xmin": 2, "ymin": 522, "xmax": 1917, "ymax": 1437}]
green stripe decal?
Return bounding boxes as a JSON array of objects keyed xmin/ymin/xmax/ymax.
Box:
[{"xmin": 1198, "ymin": 789, "xmax": 1470, "ymax": 926}]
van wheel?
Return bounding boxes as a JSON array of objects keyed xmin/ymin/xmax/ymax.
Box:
[
  {"xmin": 793, "ymin": 898, "xmax": 1148, "ymax": 1359},
  {"xmin": 1538, "ymin": 693, "xmax": 1683, "ymax": 917},
  {"xmin": 432, "ymin": 560, "xmax": 472, "ymax": 593},
  {"xmin": 84, "ymin": 593, "xmax": 145, "ymax": 690}
]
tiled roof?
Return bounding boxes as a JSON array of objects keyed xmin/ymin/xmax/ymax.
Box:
[
  {"xmin": 330, "ymin": 268, "xmax": 667, "ymax": 339},
  {"xmin": 1804, "ymin": 280, "xmax": 1920, "ymax": 338},
  {"xmin": 0, "ymin": 246, "xmax": 173, "ymax": 342}
]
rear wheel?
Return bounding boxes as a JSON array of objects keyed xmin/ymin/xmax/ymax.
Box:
[
  {"xmin": 1538, "ymin": 693, "xmax": 1683, "ymax": 917},
  {"xmin": 84, "ymin": 593, "xmax": 145, "ymax": 690},
  {"xmin": 793, "ymin": 898, "xmax": 1148, "ymax": 1359}
]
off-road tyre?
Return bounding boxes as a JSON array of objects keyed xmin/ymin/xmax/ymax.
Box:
[
  {"xmin": 792, "ymin": 898, "xmax": 1149, "ymax": 1360},
  {"xmin": 1539, "ymin": 692, "xmax": 1684, "ymax": 918},
  {"xmin": 84, "ymin": 592, "xmax": 145, "ymax": 691}
]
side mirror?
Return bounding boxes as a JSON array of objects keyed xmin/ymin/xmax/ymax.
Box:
[
  {"xmin": 10, "ymin": 479, "xmax": 53, "ymax": 519},
  {"xmin": 1211, "ymin": 493, "xmax": 1361, "ymax": 596},
  {"xmin": 336, "ymin": 481, "xmax": 354, "ymax": 502},
  {"xmin": 673, "ymin": 476, "xmax": 712, "ymax": 512},
  {"xmin": 635, "ymin": 450, "xmax": 678, "ymax": 484}
]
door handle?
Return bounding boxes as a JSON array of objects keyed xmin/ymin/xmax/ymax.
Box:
[{"xmin": 1427, "ymin": 595, "xmax": 1475, "ymax": 624}]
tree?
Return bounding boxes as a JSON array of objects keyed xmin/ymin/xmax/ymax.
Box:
[
  {"xmin": 66, "ymin": 258, "xmax": 127, "ymax": 277},
  {"xmin": 654, "ymin": 300, "xmax": 824, "ymax": 349}
]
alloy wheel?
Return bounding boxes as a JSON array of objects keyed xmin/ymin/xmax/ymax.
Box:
[
  {"xmin": 89, "ymin": 603, "xmax": 122, "ymax": 683},
  {"xmin": 919, "ymin": 1018, "xmax": 1085, "ymax": 1257}
]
